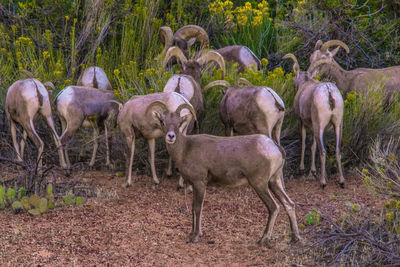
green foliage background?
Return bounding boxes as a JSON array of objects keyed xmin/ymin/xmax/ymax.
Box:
[{"xmin": 1, "ymin": 0, "xmax": 400, "ymax": 168}]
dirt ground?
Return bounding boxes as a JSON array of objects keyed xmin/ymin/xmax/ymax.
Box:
[{"xmin": 0, "ymin": 170, "xmax": 381, "ymax": 266}]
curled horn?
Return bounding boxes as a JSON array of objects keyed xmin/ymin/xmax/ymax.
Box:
[
  {"xmin": 174, "ymin": 25, "xmax": 209, "ymax": 49},
  {"xmin": 162, "ymin": 46, "xmax": 188, "ymax": 70},
  {"xmin": 176, "ymin": 103, "xmax": 197, "ymax": 122},
  {"xmin": 157, "ymin": 26, "xmax": 174, "ymax": 60},
  {"xmin": 19, "ymin": 69, "xmax": 34, "ymax": 78},
  {"xmin": 145, "ymin": 100, "xmax": 168, "ymax": 116},
  {"xmin": 314, "ymin": 40, "xmax": 323, "ymax": 51},
  {"xmin": 307, "ymin": 59, "xmax": 335, "ymax": 75},
  {"xmin": 196, "ymin": 50, "xmax": 226, "ymax": 79},
  {"xmin": 320, "ymin": 40, "xmax": 349, "ymax": 54},
  {"xmin": 203, "ymin": 80, "xmax": 231, "ymax": 93},
  {"xmin": 237, "ymin": 78, "xmax": 253, "ymax": 87},
  {"xmin": 283, "ymin": 53, "xmax": 300, "ymax": 77},
  {"xmin": 43, "ymin": 81, "xmax": 55, "ymax": 90}
]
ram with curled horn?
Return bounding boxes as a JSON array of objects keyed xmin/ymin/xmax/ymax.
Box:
[
  {"xmin": 283, "ymin": 53, "xmax": 345, "ymax": 188},
  {"xmin": 203, "ymin": 78, "xmax": 285, "ymax": 143},
  {"xmin": 157, "ymin": 25, "xmax": 209, "ymax": 61},
  {"xmin": 147, "ymin": 99, "xmax": 300, "ymax": 246},
  {"xmin": 309, "ymin": 39, "xmax": 400, "ymax": 95},
  {"xmin": 116, "ymin": 92, "xmax": 195, "ymax": 187},
  {"xmin": 157, "ymin": 25, "xmax": 261, "ymax": 72},
  {"xmin": 162, "ymin": 46, "xmax": 226, "ymax": 133}
]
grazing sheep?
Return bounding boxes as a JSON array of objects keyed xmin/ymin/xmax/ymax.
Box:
[
  {"xmin": 146, "ymin": 100, "xmax": 301, "ymax": 246},
  {"xmin": 116, "ymin": 92, "xmax": 194, "ymax": 186},
  {"xmin": 77, "ymin": 66, "xmax": 112, "ymax": 91},
  {"xmin": 55, "ymin": 86, "xmax": 118, "ymax": 169},
  {"xmin": 309, "ymin": 40, "xmax": 400, "ymax": 94},
  {"xmin": 216, "ymin": 45, "xmax": 261, "ymax": 72},
  {"xmin": 5, "ymin": 79, "xmax": 67, "ymax": 169},
  {"xmin": 203, "ymin": 79, "xmax": 285, "ymax": 143},
  {"xmin": 284, "ymin": 53, "xmax": 345, "ymax": 188},
  {"xmin": 158, "ymin": 25, "xmax": 260, "ymax": 72}
]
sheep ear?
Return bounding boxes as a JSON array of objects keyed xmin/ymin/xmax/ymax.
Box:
[
  {"xmin": 187, "ymin": 37, "xmax": 196, "ymax": 47},
  {"xmin": 330, "ymin": 46, "xmax": 340, "ymax": 57}
]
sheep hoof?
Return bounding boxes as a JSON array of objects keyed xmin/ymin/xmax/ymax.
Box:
[
  {"xmin": 124, "ymin": 182, "xmax": 132, "ymax": 188},
  {"xmin": 320, "ymin": 183, "xmax": 326, "ymax": 189},
  {"xmin": 291, "ymin": 236, "xmax": 302, "ymax": 244},
  {"xmin": 339, "ymin": 182, "xmax": 345, "ymax": 189},
  {"xmin": 185, "ymin": 185, "xmax": 193, "ymax": 194},
  {"xmin": 165, "ymin": 169, "xmax": 173, "ymax": 177},
  {"xmin": 258, "ymin": 238, "xmax": 273, "ymax": 248},
  {"xmin": 188, "ymin": 234, "xmax": 200, "ymax": 243},
  {"xmin": 107, "ymin": 163, "xmax": 115, "ymax": 170}
]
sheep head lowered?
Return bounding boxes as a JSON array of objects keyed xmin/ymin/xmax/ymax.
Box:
[
  {"xmin": 146, "ymin": 100, "xmax": 300, "ymax": 246},
  {"xmin": 157, "ymin": 25, "xmax": 209, "ymax": 60},
  {"xmin": 77, "ymin": 66, "xmax": 112, "ymax": 91},
  {"xmin": 203, "ymin": 79, "xmax": 285, "ymax": 143},
  {"xmin": 283, "ymin": 53, "xmax": 345, "ymax": 188},
  {"xmin": 6, "ymin": 78, "xmax": 67, "ymax": 169}
]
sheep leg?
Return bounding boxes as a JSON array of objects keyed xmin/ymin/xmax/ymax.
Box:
[
  {"xmin": 309, "ymin": 136, "xmax": 317, "ymax": 177},
  {"xmin": 249, "ymin": 177, "xmax": 280, "ymax": 247},
  {"xmin": 299, "ymin": 122, "xmax": 306, "ymax": 172},
  {"xmin": 10, "ymin": 120, "xmax": 23, "ymax": 162},
  {"xmin": 147, "ymin": 138, "xmax": 160, "ymax": 184},
  {"xmin": 125, "ymin": 135, "xmax": 135, "ymax": 187},
  {"xmin": 104, "ymin": 121, "xmax": 113, "ymax": 169},
  {"xmin": 189, "ymin": 181, "xmax": 206, "ymax": 243},
  {"xmin": 225, "ymin": 126, "xmax": 233, "ymax": 137},
  {"xmin": 269, "ymin": 169, "xmax": 301, "ymax": 243},
  {"xmin": 314, "ymin": 126, "xmax": 327, "ymax": 188},
  {"xmin": 60, "ymin": 116, "xmax": 83, "ymax": 169},
  {"xmin": 272, "ymin": 117, "xmax": 283, "ymax": 145},
  {"xmin": 89, "ymin": 121, "xmax": 99, "ymax": 168},
  {"xmin": 166, "ymin": 156, "xmax": 173, "ymax": 176},
  {"xmin": 334, "ymin": 122, "xmax": 344, "ymax": 188},
  {"xmin": 20, "ymin": 130, "xmax": 28, "ymax": 160},
  {"xmin": 45, "ymin": 115, "xmax": 68, "ymax": 169},
  {"xmin": 22, "ymin": 120, "xmax": 44, "ymax": 171}
]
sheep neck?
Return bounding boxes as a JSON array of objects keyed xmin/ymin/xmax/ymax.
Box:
[
  {"xmin": 322, "ymin": 62, "xmax": 352, "ymax": 93},
  {"xmin": 166, "ymin": 131, "xmax": 187, "ymax": 164}
]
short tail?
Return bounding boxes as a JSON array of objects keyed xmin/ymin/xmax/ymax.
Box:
[
  {"xmin": 328, "ymin": 88, "xmax": 335, "ymax": 110},
  {"xmin": 32, "ymin": 79, "xmax": 43, "ymax": 106},
  {"xmin": 92, "ymin": 66, "xmax": 99, "ymax": 89}
]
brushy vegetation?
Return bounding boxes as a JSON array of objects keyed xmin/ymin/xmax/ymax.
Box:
[{"xmin": 1, "ymin": 1, "xmax": 400, "ymax": 263}]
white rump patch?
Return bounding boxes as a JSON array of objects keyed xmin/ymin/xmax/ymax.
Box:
[
  {"xmin": 163, "ymin": 75, "xmax": 194, "ymax": 101},
  {"xmin": 239, "ymin": 47, "xmax": 258, "ymax": 69}
]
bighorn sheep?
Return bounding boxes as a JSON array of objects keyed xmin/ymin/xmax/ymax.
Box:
[
  {"xmin": 5, "ymin": 79, "xmax": 67, "ymax": 169},
  {"xmin": 203, "ymin": 79, "xmax": 285, "ymax": 143},
  {"xmin": 146, "ymin": 100, "xmax": 300, "ymax": 245},
  {"xmin": 55, "ymin": 86, "xmax": 118, "ymax": 169},
  {"xmin": 309, "ymin": 40, "xmax": 400, "ymax": 94},
  {"xmin": 162, "ymin": 46, "xmax": 226, "ymax": 128},
  {"xmin": 77, "ymin": 66, "xmax": 112, "ymax": 91},
  {"xmin": 284, "ymin": 53, "xmax": 345, "ymax": 188},
  {"xmin": 158, "ymin": 25, "xmax": 261, "ymax": 72},
  {"xmin": 116, "ymin": 92, "xmax": 194, "ymax": 186}
]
